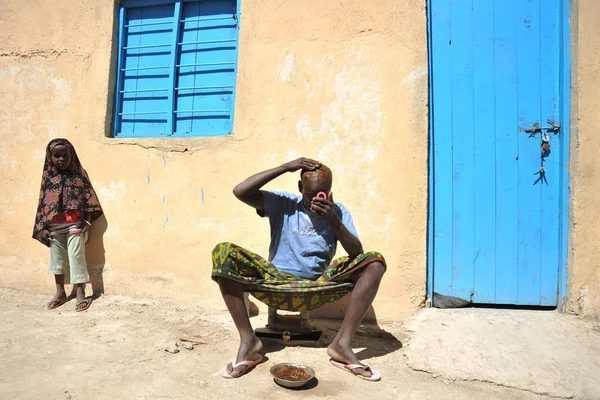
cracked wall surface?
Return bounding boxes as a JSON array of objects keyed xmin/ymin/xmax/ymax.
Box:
[{"xmin": 0, "ymin": 0, "xmax": 598, "ymax": 319}]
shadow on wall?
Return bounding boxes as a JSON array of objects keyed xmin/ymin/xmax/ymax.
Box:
[{"xmin": 86, "ymin": 214, "xmax": 108, "ymax": 298}]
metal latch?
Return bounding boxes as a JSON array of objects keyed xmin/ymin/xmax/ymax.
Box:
[{"xmin": 520, "ymin": 119, "xmax": 561, "ymax": 137}]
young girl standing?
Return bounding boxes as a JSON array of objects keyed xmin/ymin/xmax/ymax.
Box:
[{"xmin": 33, "ymin": 138, "xmax": 103, "ymax": 312}]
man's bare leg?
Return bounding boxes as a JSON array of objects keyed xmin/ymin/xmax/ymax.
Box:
[
  {"xmin": 217, "ymin": 277, "xmax": 263, "ymax": 377},
  {"xmin": 327, "ymin": 262, "xmax": 385, "ymax": 377}
]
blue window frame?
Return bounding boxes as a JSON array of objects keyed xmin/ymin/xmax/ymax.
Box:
[{"xmin": 113, "ymin": 0, "xmax": 240, "ymax": 138}]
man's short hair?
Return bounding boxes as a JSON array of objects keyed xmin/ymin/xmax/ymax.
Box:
[{"xmin": 301, "ymin": 164, "xmax": 333, "ymax": 189}]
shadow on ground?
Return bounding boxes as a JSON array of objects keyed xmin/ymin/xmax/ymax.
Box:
[{"xmin": 260, "ymin": 319, "xmax": 404, "ymax": 362}]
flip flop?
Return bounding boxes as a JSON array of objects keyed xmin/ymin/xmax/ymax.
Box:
[
  {"xmin": 75, "ymin": 298, "xmax": 93, "ymax": 312},
  {"xmin": 330, "ymin": 359, "xmax": 381, "ymax": 381},
  {"xmin": 47, "ymin": 298, "xmax": 69, "ymax": 310},
  {"xmin": 220, "ymin": 353, "xmax": 263, "ymax": 379}
]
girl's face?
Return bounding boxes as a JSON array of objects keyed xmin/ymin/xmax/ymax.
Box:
[{"xmin": 51, "ymin": 145, "xmax": 72, "ymax": 170}]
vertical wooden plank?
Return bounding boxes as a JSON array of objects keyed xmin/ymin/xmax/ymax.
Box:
[
  {"xmin": 540, "ymin": 0, "xmax": 561, "ymax": 306},
  {"xmin": 472, "ymin": 0, "xmax": 496, "ymax": 303},
  {"xmin": 176, "ymin": 1, "xmax": 197, "ymax": 135},
  {"xmin": 229, "ymin": 0, "xmax": 241, "ymax": 135},
  {"xmin": 431, "ymin": 0, "xmax": 454, "ymax": 298},
  {"xmin": 167, "ymin": 1, "xmax": 183, "ymax": 135},
  {"xmin": 121, "ymin": 7, "xmax": 141, "ymax": 137},
  {"xmin": 493, "ymin": 0, "xmax": 519, "ymax": 304},
  {"xmin": 515, "ymin": 0, "xmax": 542, "ymax": 305},
  {"xmin": 450, "ymin": 0, "xmax": 475, "ymax": 301},
  {"xmin": 133, "ymin": 6, "xmax": 146, "ymax": 135},
  {"xmin": 113, "ymin": 6, "xmax": 126, "ymax": 137},
  {"xmin": 426, "ymin": 0, "xmax": 435, "ymax": 303},
  {"xmin": 191, "ymin": 1, "xmax": 203, "ymax": 136}
]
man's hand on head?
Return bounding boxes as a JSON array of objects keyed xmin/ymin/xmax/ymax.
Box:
[
  {"xmin": 282, "ymin": 157, "xmax": 321, "ymax": 173},
  {"xmin": 310, "ymin": 192, "xmax": 339, "ymax": 224}
]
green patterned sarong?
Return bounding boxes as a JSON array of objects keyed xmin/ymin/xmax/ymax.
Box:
[{"xmin": 211, "ymin": 242, "xmax": 386, "ymax": 311}]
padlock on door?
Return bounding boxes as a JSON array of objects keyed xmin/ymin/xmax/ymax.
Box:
[{"xmin": 541, "ymin": 132, "xmax": 551, "ymax": 158}]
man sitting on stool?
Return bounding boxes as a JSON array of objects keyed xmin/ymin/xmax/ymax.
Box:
[{"xmin": 212, "ymin": 157, "xmax": 386, "ymax": 381}]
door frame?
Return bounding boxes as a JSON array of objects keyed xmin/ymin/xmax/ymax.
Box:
[{"xmin": 425, "ymin": 0, "xmax": 572, "ymax": 310}]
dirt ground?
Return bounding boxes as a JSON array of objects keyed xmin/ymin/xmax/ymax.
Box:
[{"xmin": 0, "ymin": 287, "xmax": 557, "ymax": 400}]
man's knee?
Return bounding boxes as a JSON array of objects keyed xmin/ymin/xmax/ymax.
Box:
[
  {"xmin": 366, "ymin": 261, "xmax": 386, "ymax": 279},
  {"xmin": 349, "ymin": 261, "xmax": 385, "ymax": 283},
  {"xmin": 212, "ymin": 242, "xmax": 236, "ymax": 257}
]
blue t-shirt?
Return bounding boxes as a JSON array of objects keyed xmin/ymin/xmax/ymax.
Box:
[{"xmin": 260, "ymin": 190, "xmax": 359, "ymax": 280}]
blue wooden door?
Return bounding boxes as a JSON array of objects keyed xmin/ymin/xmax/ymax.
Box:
[{"xmin": 428, "ymin": 0, "xmax": 569, "ymax": 306}]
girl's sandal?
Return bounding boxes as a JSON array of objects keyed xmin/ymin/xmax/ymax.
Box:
[
  {"xmin": 47, "ymin": 298, "xmax": 69, "ymax": 310},
  {"xmin": 76, "ymin": 298, "xmax": 93, "ymax": 312}
]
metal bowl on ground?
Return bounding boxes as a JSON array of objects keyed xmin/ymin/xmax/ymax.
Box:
[{"xmin": 270, "ymin": 362, "xmax": 316, "ymax": 388}]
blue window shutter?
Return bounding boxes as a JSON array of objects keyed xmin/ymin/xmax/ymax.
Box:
[
  {"xmin": 175, "ymin": 0, "xmax": 238, "ymax": 136},
  {"xmin": 113, "ymin": 0, "xmax": 239, "ymax": 138}
]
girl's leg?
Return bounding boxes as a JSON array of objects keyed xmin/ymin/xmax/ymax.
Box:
[
  {"xmin": 47, "ymin": 274, "xmax": 70, "ymax": 309},
  {"xmin": 48, "ymin": 235, "xmax": 71, "ymax": 309},
  {"xmin": 74, "ymin": 283, "xmax": 87, "ymax": 308},
  {"xmin": 54, "ymin": 274, "xmax": 66, "ymax": 296},
  {"xmin": 66, "ymin": 233, "xmax": 91, "ymax": 311}
]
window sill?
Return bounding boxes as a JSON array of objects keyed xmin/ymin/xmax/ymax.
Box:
[{"xmin": 98, "ymin": 134, "xmax": 238, "ymax": 153}]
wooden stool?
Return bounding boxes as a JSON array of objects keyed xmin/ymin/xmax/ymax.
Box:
[{"xmin": 254, "ymin": 306, "xmax": 322, "ymax": 342}]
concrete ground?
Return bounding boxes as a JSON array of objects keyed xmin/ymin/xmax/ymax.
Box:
[
  {"xmin": 404, "ymin": 308, "xmax": 600, "ymax": 400},
  {"xmin": 0, "ymin": 286, "xmax": 596, "ymax": 400}
]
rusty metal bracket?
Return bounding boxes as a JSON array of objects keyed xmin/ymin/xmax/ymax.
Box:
[{"xmin": 520, "ymin": 119, "xmax": 561, "ymax": 137}]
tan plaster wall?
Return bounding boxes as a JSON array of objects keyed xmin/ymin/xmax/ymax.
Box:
[
  {"xmin": 0, "ymin": 0, "xmax": 429, "ymax": 321},
  {"xmin": 2, "ymin": 0, "xmax": 597, "ymax": 320},
  {"xmin": 568, "ymin": 0, "xmax": 600, "ymax": 317}
]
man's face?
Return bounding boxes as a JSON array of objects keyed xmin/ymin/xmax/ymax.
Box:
[{"xmin": 299, "ymin": 170, "xmax": 332, "ymax": 209}]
